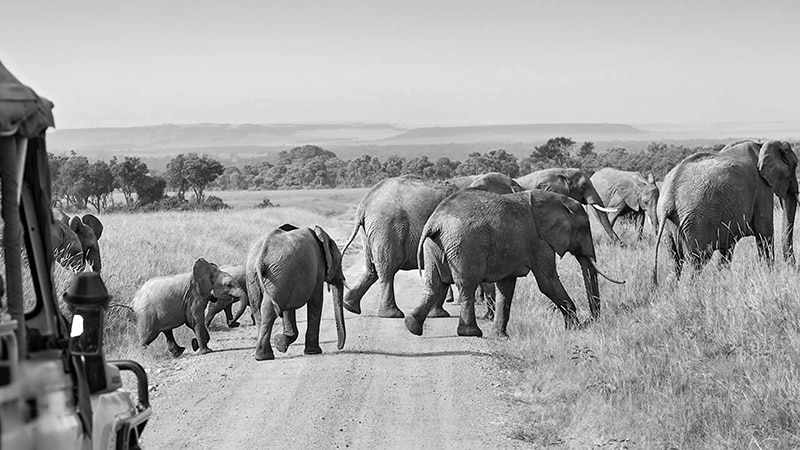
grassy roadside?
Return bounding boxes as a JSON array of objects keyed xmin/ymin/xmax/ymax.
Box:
[{"xmin": 491, "ymin": 217, "xmax": 800, "ymax": 448}]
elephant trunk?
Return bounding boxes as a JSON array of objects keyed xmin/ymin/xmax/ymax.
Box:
[
  {"xmin": 647, "ymin": 206, "xmax": 659, "ymax": 234},
  {"xmin": 332, "ymin": 283, "xmax": 346, "ymax": 350},
  {"xmin": 782, "ymin": 194, "xmax": 797, "ymax": 265},
  {"xmin": 86, "ymin": 245, "xmax": 101, "ymax": 272},
  {"xmin": 577, "ymin": 256, "xmax": 600, "ymax": 320},
  {"xmin": 585, "ymin": 186, "xmax": 623, "ymax": 245}
]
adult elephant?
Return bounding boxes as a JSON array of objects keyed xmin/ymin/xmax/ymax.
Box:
[
  {"xmin": 590, "ymin": 168, "xmax": 660, "ymax": 240},
  {"xmin": 246, "ymin": 224, "xmax": 346, "ymax": 361},
  {"xmin": 406, "ymin": 188, "xmax": 623, "ymax": 338},
  {"xmin": 516, "ymin": 168, "xmax": 622, "ymax": 245},
  {"xmin": 51, "ymin": 209, "xmax": 103, "ymax": 272},
  {"xmin": 653, "ymin": 140, "xmax": 797, "ymax": 282},
  {"xmin": 342, "ymin": 173, "xmax": 522, "ymax": 318}
]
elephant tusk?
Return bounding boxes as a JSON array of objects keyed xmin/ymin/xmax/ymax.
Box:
[
  {"xmin": 589, "ymin": 257, "xmax": 625, "ymax": 285},
  {"xmin": 591, "ymin": 204, "xmax": 619, "ymax": 214}
]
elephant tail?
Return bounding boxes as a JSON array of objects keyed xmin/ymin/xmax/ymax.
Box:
[
  {"xmin": 341, "ymin": 212, "xmax": 365, "ymax": 257},
  {"xmin": 652, "ymin": 216, "xmax": 668, "ymax": 286},
  {"xmin": 416, "ymin": 224, "xmax": 440, "ymax": 277}
]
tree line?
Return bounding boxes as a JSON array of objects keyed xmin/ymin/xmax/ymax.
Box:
[{"xmin": 48, "ymin": 137, "xmax": 741, "ymax": 212}]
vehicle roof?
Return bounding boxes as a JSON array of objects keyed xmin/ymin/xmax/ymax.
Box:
[{"xmin": 0, "ymin": 60, "xmax": 54, "ymax": 138}]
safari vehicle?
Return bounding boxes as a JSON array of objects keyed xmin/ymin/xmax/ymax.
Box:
[{"xmin": 0, "ymin": 61, "xmax": 151, "ymax": 448}]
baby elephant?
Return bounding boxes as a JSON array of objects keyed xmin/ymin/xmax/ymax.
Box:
[
  {"xmin": 247, "ymin": 224, "xmax": 346, "ymax": 361},
  {"xmin": 133, "ymin": 258, "xmax": 245, "ymax": 356},
  {"xmin": 205, "ymin": 264, "xmax": 253, "ymax": 328}
]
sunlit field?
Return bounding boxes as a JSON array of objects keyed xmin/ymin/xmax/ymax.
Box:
[{"xmin": 7, "ymin": 187, "xmax": 800, "ymax": 447}]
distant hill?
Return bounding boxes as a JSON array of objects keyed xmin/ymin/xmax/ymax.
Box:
[{"xmin": 48, "ymin": 121, "xmax": 800, "ymax": 166}]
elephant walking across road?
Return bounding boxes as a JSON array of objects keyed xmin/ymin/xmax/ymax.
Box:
[
  {"xmin": 342, "ymin": 173, "xmax": 522, "ymax": 319},
  {"xmin": 133, "ymin": 258, "xmax": 245, "ymax": 356},
  {"xmin": 246, "ymin": 224, "xmax": 346, "ymax": 361},
  {"xmin": 205, "ymin": 264, "xmax": 253, "ymax": 328},
  {"xmin": 590, "ymin": 168, "xmax": 660, "ymax": 240},
  {"xmin": 516, "ymin": 168, "xmax": 622, "ymax": 245},
  {"xmin": 406, "ymin": 189, "xmax": 624, "ymax": 338},
  {"xmin": 653, "ymin": 140, "xmax": 798, "ymax": 283}
]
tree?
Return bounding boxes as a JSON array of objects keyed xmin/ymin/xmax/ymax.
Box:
[
  {"xmin": 111, "ymin": 156, "xmax": 148, "ymax": 205},
  {"xmin": 182, "ymin": 154, "xmax": 224, "ymax": 203},
  {"xmin": 484, "ymin": 149, "xmax": 520, "ymax": 178},
  {"xmin": 381, "ymin": 155, "xmax": 407, "ymax": 178},
  {"xmin": 578, "ymin": 141, "xmax": 595, "ymax": 157},
  {"xmin": 85, "ymin": 160, "xmax": 114, "ymax": 212},
  {"xmin": 165, "ymin": 154, "xmax": 189, "ymax": 200},
  {"xmin": 136, "ymin": 175, "xmax": 167, "ymax": 205}
]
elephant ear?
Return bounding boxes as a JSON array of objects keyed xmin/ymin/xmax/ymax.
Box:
[
  {"xmin": 758, "ymin": 141, "xmax": 799, "ymax": 200},
  {"xmin": 69, "ymin": 215, "xmax": 82, "ymax": 233},
  {"xmin": 621, "ymin": 181, "xmax": 641, "ymax": 212},
  {"xmin": 527, "ymin": 192, "xmax": 573, "ymax": 257},
  {"xmin": 192, "ymin": 258, "xmax": 218, "ymax": 299},
  {"xmin": 81, "ymin": 214, "xmax": 103, "ymax": 240},
  {"xmin": 313, "ymin": 226, "xmax": 344, "ymax": 284}
]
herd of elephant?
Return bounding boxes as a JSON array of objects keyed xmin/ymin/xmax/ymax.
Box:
[{"xmin": 47, "ymin": 139, "xmax": 797, "ymax": 359}]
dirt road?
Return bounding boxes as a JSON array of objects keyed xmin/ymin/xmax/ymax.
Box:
[{"xmin": 142, "ymin": 266, "xmax": 525, "ymax": 449}]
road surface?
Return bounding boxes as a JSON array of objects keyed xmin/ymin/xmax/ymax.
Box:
[{"xmin": 141, "ymin": 265, "xmax": 525, "ymax": 449}]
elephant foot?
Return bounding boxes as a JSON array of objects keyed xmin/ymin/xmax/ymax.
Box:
[
  {"xmin": 343, "ymin": 299, "xmax": 361, "ymax": 315},
  {"xmin": 487, "ymin": 328, "xmax": 509, "ymax": 339},
  {"xmin": 378, "ymin": 306, "xmax": 405, "ymax": 318},
  {"xmin": 168, "ymin": 345, "xmax": 186, "ymax": 358},
  {"xmin": 255, "ymin": 349, "xmax": 275, "ymax": 361},
  {"xmin": 304, "ymin": 345, "xmax": 323, "ymax": 355},
  {"xmin": 405, "ymin": 316, "xmax": 424, "ymax": 336},
  {"xmin": 457, "ymin": 323, "xmax": 483, "ymax": 338},
  {"xmin": 426, "ymin": 306, "xmax": 451, "ymax": 318},
  {"xmin": 227, "ymin": 320, "xmax": 240, "ymax": 328},
  {"xmin": 273, "ymin": 334, "xmax": 295, "ymax": 353}
]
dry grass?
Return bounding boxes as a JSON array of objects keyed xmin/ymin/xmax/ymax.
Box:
[{"xmin": 496, "ymin": 213, "xmax": 800, "ymax": 448}]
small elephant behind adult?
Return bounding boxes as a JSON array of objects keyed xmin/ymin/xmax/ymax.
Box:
[
  {"xmin": 590, "ymin": 168, "xmax": 660, "ymax": 240},
  {"xmin": 516, "ymin": 168, "xmax": 622, "ymax": 245},
  {"xmin": 247, "ymin": 224, "xmax": 346, "ymax": 361},
  {"xmin": 205, "ymin": 264, "xmax": 253, "ymax": 328},
  {"xmin": 653, "ymin": 140, "xmax": 798, "ymax": 282},
  {"xmin": 133, "ymin": 258, "xmax": 245, "ymax": 357},
  {"xmin": 51, "ymin": 209, "xmax": 104, "ymax": 272}
]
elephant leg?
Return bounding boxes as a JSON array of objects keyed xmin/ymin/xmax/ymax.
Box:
[
  {"xmin": 456, "ymin": 282, "xmax": 482, "ymax": 337},
  {"xmin": 191, "ymin": 321, "xmax": 213, "ymax": 355},
  {"xmin": 255, "ymin": 296, "xmax": 279, "ymax": 361},
  {"xmin": 162, "ymin": 329, "xmax": 185, "ymax": 358},
  {"xmin": 667, "ymin": 232, "xmax": 684, "ymax": 280},
  {"xmin": 634, "ymin": 213, "xmax": 646, "ymax": 240},
  {"xmin": 427, "ymin": 284, "xmax": 452, "ymax": 318},
  {"xmin": 481, "ymin": 282, "xmax": 496, "ymax": 321},
  {"xmin": 405, "ymin": 270, "xmax": 448, "ymax": 336},
  {"xmin": 304, "ymin": 293, "xmax": 323, "ymax": 355},
  {"xmin": 377, "ymin": 273, "xmax": 404, "ymax": 318},
  {"xmin": 488, "ymin": 278, "xmax": 515, "ymax": 338},
  {"xmin": 444, "ymin": 286, "xmax": 455, "ymax": 303},
  {"xmin": 229, "ymin": 297, "xmax": 249, "ymax": 327},
  {"xmin": 532, "ymin": 259, "xmax": 578, "ymax": 329},
  {"xmin": 343, "ymin": 258, "xmax": 378, "ymax": 315},
  {"xmin": 273, "ymin": 309, "xmax": 298, "ymax": 353}
]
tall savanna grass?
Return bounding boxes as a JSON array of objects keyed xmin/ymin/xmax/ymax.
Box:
[{"xmin": 497, "ymin": 213, "xmax": 800, "ymax": 448}]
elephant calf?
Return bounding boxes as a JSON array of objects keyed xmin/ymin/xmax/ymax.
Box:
[
  {"xmin": 133, "ymin": 258, "xmax": 245, "ymax": 357},
  {"xmin": 51, "ymin": 209, "xmax": 104, "ymax": 272},
  {"xmin": 247, "ymin": 224, "xmax": 346, "ymax": 361},
  {"xmin": 205, "ymin": 264, "xmax": 253, "ymax": 328}
]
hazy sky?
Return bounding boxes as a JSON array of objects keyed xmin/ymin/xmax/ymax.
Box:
[{"xmin": 3, "ymin": 0, "xmax": 799, "ymax": 128}]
